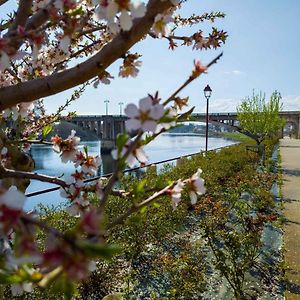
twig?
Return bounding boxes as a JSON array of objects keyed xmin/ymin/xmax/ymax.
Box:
[
  {"xmin": 16, "ymin": 139, "xmax": 53, "ymax": 145},
  {"xmin": 163, "ymin": 52, "xmax": 223, "ymax": 106},
  {"xmin": 107, "ymin": 180, "xmax": 177, "ymax": 229},
  {"xmin": 100, "ymin": 131, "xmax": 143, "ymax": 210}
]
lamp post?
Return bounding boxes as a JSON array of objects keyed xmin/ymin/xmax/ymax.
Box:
[
  {"xmin": 203, "ymin": 85, "xmax": 212, "ymax": 152},
  {"xmin": 118, "ymin": 101, "xmax": 124, "ymax": 116},
  {"xmin": 104, "ymin": 99, "xmax": 109, "ymax": 115}
]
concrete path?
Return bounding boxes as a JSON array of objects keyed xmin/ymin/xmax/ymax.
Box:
[{"xmin": 280, "ymin": 138, "xmax": 300, "ymax": 299}]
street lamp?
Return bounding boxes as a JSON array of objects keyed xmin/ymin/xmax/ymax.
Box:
[
  {"xmin": 104, "ymin": 99, "xmax": 109, "ymax": 115},
  {"xmin": 203, "ymin": 85, "xmax": 212, "ymax": 152},
  {"xmin": 118, "ymin": 101, "xmax": 124, "ymax": 116}
]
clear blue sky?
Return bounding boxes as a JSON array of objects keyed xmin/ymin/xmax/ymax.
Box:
[{"xmin": 2, "ymin": 0, "xmax": 300, "ymax": 114}]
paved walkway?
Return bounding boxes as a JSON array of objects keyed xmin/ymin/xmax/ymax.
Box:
[{"xmin": 280, "ymin": 138, "xmax": 300, "ymax": 299}]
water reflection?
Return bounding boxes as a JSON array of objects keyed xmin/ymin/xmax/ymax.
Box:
[{"xmin": 25, "ymin": 134, "xmax": 235, "ymax": 210}]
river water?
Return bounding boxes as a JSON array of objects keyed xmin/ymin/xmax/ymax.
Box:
[{"xmin": 25, "ymin": 134, "xmax": 235, "ymax": 210}]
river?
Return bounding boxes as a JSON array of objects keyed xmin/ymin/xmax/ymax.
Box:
[{"xmin": 25, "ymin": 134, "xmax": 235, "ymax": 210}]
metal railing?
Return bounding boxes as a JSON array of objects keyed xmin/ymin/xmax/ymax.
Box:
[{"xmin": 26, "ymin": 144, "xmax": 235, "ymax": 198}]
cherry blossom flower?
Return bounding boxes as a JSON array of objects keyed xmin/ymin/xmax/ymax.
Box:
[
  {"xmin": 11, "ymin": 282, "xmax": 33, "ymax": 296},
  {"xmin": 168, "ymin": 180, "xmax": 184, "ymax": 210},
  {"xmin": 124, "ymin": 96, "xmax": 165, "ymax": 132},
  {"xmin": 155, "ymin": 107, "xmax": 177, "ymax": 133},
  {"xmin": 111, "ymin": 141, "xmax": 148, "ymax": 168},
  {"xmin": 1, "ymin": 102, "xmax": 35, "ymax": 121},
  {"xmin": 0, "ymin": 51, "xmax": 10, "ymax": 71},
  {"xmin": 0, "ymin": 186, "xmax": 26, "ymax": 211},
  {"xmin": 51, "ymin": 130, "xmax": 80, "ymax": 163},
  {"xmin": 65, "ymin": 171, "xmax": 85, "ymax": 187},
  {"xmin": 94, "ymin": 71, "xmax": 114, "ymax": 87},
  {"xmin": 119, "ymin": 60, "xmax": 141, "ymax": 78},
  {"xmin": 187, "ymin": 169, "xmax": 206, "ymax": 205},
  {"xmin": 59, "ymin": 35, "xmax": 71, "ymax": 54},
  {"xmin": 74, "ymin": 151, "xmax": 102, "ymax": 175},
  {"xmin": 0, "ymin": 186, "xmax": 26, "ymax": 234},
  {"xmin": 81, "ymin": 156, "xmax": 101, "ymax": 175},
  {"xmin": 191, "ymin": 60, "xmax": 207, "ymax": 79},
  {"xmin": 43, "ymin": 237, "xmax": 94, "ymax": 280},
  {"xmin": 94, "ymin": 0, "xmax": 146, "ymax": 32},
  {"xmin": 80, "ymin": 208, "xmax": 102, "ymax": 235},
  {"xmin": 152, "ymin": 13, "xmax": 173, "ymax": 37}
]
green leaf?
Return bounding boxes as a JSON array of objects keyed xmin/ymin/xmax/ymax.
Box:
[
  {"xmin": 116, "ymin": 133, "xmax": 128, "ymax": 151},
  {"xmin": 128, "ymin": 215, "xmax": 141, "ymax": 225},
  {"xmin": 84, "ymin": 145, "xmax": 89, "ymax": 156},
  {"xmin": 80, "ymin": 243, "xmax": 121, "ymax": 260},
  {"xmin": 0, "ymin": 272, "xmax": 22, "ymax": 284},
  {"xmin": 140, "ymin": 206, "xmax": 147, "ymax": 214},
  {"xmin": 153, "ymin": 202, "xmax": 161, "ymax": 208},
  {"xmin": 42, "ymin": 124, "xmax": 53, "ymax": 139},
  {"xmin": 135, "ymin": 179, "xmax": 146, "ymax": 195},
  {"xmin": 177, "ymin": 106, "xmax": 195, "ymax": 122}
]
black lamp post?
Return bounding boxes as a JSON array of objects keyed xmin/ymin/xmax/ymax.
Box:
[{"xmin": 203, "ymin": 85, "xmax": 212, "ymax": 152}]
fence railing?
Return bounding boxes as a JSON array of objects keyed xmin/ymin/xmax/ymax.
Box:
[{"xmin": 26, "ymin": 144, "xmax": 236, "ymax": 198}]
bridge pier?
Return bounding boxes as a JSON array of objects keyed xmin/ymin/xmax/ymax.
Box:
[{"xmin": 101, "ymin": 116, "xmax": 126, "ymax": 154}]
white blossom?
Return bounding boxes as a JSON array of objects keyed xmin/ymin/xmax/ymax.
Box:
[
  {"xmin": 170, "ymin": 180, "xmax": 184, "ymax": 210},
  {"xmin": 11, "ymin": 282, "xmax": 33, "ymax": 296},
  {"xmin": 59, "ymin": 35, "xmax": 71, "ymax": 54},
  {"xmin": 152, "ymin": 13, "xmax": 173, "ymax": 37},
  {"xmin": 125, "ymin": 97, "xmax": 165, "ymax": 133},
  {"xmin": 188, "ymin": 169, "xmax": 206, "ymax": 205},
  {"xmin": 0, "ymin": 52, "xmax": 10, "ymax": 71},
  {"xmin": 111, "ymin": 142, "xmax": 148, "ymax": 168},
  {"xmin": 0, "ymin": 186, "xmax": 26, "ymax": 210}
]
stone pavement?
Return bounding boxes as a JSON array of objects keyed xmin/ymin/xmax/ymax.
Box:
[{"xmin": 280, "ymin": 138, "xmax": 300, "ymax": 299}]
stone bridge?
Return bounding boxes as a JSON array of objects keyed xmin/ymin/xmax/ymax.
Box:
[{"xmin": 69, "ymin": 111, "xmax": 300, "ymax": 153}]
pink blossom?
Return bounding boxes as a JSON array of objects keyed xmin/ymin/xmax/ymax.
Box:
[
  {"xmin": 0, "ymin": 186, "xmax": 26, "ymax": 234},
  {"xmin": 52, "ymin": 131, "xmax": 80, "ymax": 163},
  {"xmin": 80, "ymin": 208, "xmax": 102, "ymax": 235}
]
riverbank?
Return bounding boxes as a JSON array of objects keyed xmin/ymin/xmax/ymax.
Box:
[
  {"xmin": 25, "ymin": 140, "xmax": 282, "ymax": 299},
  {"xmin": 280, "ymin": 138, "xmax": 300, "ymax": 299}
]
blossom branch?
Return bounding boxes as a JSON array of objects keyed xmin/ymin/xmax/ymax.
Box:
[
  {"xmin": 100, "ymin": 131, "xmax": 143, "ymax": 210},
  {"xmin": 6, "ymin": 0, "xmax": 33, "ymax": 36},
  {"xmin": 0, "ymin": 166, "xmax": 68, "ymax": 187},
  {"xmin": 0, "ymin": 0, "xmax": 174, "ymax": 110},
  {"xmin": 163, "ymin": 52, "xmax": 223, "ymax": 106}
]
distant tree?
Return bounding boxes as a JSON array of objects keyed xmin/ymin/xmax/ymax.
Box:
[{"xmin": 237, "ymin": 91, "xmax": 286, "ymax": 146}]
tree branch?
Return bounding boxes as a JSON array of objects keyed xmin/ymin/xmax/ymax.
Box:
[
  {"xmin": 0, "ymin": 0, "xmax": 9, "ymax": 6},
  {"xmin": 6, "ymin": 0, "xmax": 33, "ymax": 35},
  {"xmin": 0, "ymin": 166, "xmax": 68, "ymax": 187},
  {"xmin": 0, "ymin": 0, "xmax": 174, "ymax": 110}
]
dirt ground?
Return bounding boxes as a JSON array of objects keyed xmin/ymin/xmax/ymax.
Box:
[{"xmin": 280, "ymin": 138, "xmax": 300, "ymax": 299}]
